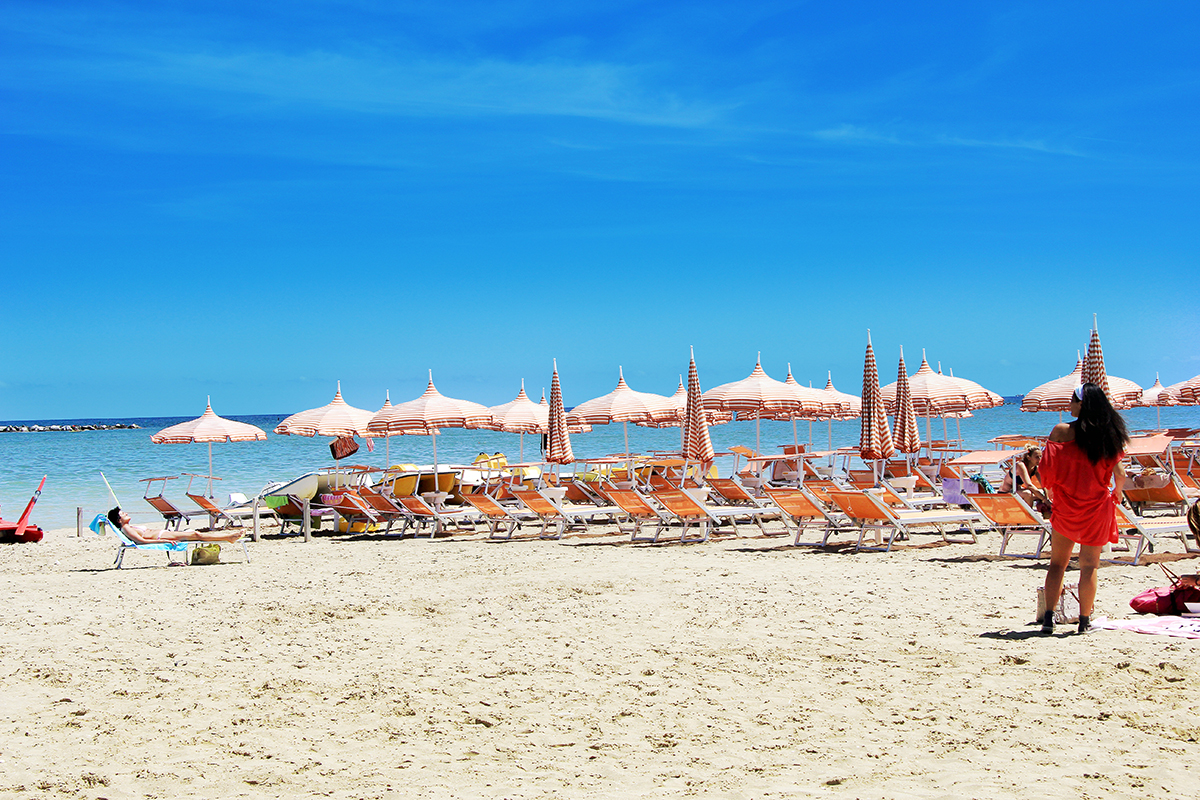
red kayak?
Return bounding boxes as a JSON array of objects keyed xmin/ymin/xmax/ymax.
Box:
[{"xmin": 0, "ymin": 476, "xmax": 47, "ymax": 543}]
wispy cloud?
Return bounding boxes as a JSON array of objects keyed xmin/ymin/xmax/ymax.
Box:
[
  {"xmin": 811, "ymin": 123, "xmax": 1085, "ymax": 157},
  {"xmin": 0, "ymin": 15, "xmax": 724, "ymax": 130}
]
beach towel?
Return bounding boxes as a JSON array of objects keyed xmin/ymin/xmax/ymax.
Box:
[{"xmin": 1093, "ymin": 616, "xmax": 1200, "ymax": 639}]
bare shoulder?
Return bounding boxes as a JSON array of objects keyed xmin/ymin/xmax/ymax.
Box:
[{"xmin": 1048, "ymin": 422, "xmax": 1074, "ymax": 443}]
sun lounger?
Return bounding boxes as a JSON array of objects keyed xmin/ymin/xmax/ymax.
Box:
[
  {"xmin": 603, "ymin": 488, "xmax": 673, "ymax": 543},
  {"xmin": 90, "ymin": 513, "xmax": 190, "ymax": 568},
  {"xmin": 355, "ymin": 485, "xmax": 409, "ymax": 534},
  {"xmin": 88, "ymin": 513, "xmax": 249, "ymax": 568},
  {"xmin": 272, "ymin": 495, "xmax": 337, "ymax": 537},
  {"xmin": 648, "ymin": 488, "xmax": 749, "ymax": 543},
  {"xmin": 508, "ymin": 486, "xmax": 617, "ymax": 540},
  {"xmin": 392, "ymin": 494, "xmax": 477, "ymax": 538},
  {"xmin": 317, "ymin": 491, "xmax": 383, "ymax": 533},
  {"xmin": 140, "ymin": 476, "xmax": 201, "ymax": 531},
  {"xmin": 827, "ymin": 489, "xmax": 980, "ymax": 553},
  {"xmin": 761, "ymin": 486, "xmax": 845, "ymax": 547},
  {"xmin": 461, "ymin": 492, "xmax": 528, "ymax": 540},
  {"xmin": 1113, "ymin": 504, "xmax": 1198, "ymax": 562},
  {"xmin": 966, "ymin": 493, "xmax": 1050, "ymax": 559},
  {"xmin": 703, "ymin": 477, "xmax": 778, "ymax": 535}
]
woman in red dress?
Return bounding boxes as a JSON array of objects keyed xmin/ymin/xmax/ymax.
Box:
[{"xmin": 1038, "ymin": 383, "xmax": 1129, "ymax": 634}]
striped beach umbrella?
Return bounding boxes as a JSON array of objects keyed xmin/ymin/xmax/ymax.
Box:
[
  {"xmin": 368, "ymin": 371, "xmax": 490, "ymax": 475},
  {"xmin": 892, "ymin": 349, "xmax": 921, "ymax": 455},
  {"xmin": 152, "ymin": 398, "xmax": 268, "ymax": 497},
  {"xmin": 1022, "ymin": 358, "xmax": 1083, "ymax": 413},
  {"xmin": 1177, "ymin": 374, "xmax": 1200, "ymax": 405},
  {"xmin": 546, "ymin": 360, "xmax": 574, "ymax": 465},
  {"xmin": 276, "ymin": 382, "xmax": 374, "ymax": 438},
  {"xmin": 859, "ymin": 332, "xmax": 894, "ymax": 463},
  {"xmin": 942, "ymin": 366, "xmax": 1004, "ymax": 409},
  {"xmin": 882, "ymin": 352, "xmax": 972, "ymax": 416},
  {"xmin": 682, "ymin": 348, "xmax": 715, "ymax": 464},
  {"xmin": 484, "ymin": 380, "xmax": 589, "ymax": 463},
  {"xmin": 568, "ymin": 366, "xmax": 672, "ymax": 457},
  {"xmin": 1136, "ymin": 374, "xmax": 1178, "ymax": 428},
  {"xmin": 705, "ymin": 357, "xmax": 807, "ymax": 455},
  {"xmin": 816, "ymin": 372, "xmax": 861, "ymax": 451},
  {"xmin": 1080, "ymin": 316, "xmax": 1116, "ymax": 403}
]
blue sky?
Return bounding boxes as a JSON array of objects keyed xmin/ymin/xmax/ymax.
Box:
[{"xmin": 2, "ymin": 1, "xmax": 1197, "ymax": 420}]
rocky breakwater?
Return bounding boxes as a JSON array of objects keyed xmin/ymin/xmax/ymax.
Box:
[{"xmin": 0, "ymin": 423, "xmax": 141, "ymax": 433}]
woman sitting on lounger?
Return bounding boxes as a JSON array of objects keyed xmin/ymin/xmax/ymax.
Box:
[
  {"xmin": 999, "ymin": 446, "xmax": 1048, "ymax": 508},
  {"xmin": 107, "ymin": 508, "xmax": 243, "ymax": 544}
]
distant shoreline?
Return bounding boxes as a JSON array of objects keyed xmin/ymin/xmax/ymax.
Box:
[{"xmin": 0, "ymin": 423, "xmax": 142, "ymax": 433}]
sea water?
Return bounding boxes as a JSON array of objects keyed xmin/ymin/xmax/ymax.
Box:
[{"xmin": 2, "ymin": 405, "xmax": 1197, "ymax": 531}]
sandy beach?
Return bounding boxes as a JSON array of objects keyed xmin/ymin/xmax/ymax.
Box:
[{"xmin": 1, "ymin": 521, "xmax": 1197, "ymax": 799}]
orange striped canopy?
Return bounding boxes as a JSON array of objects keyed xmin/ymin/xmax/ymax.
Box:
[
  {"xmin": 703, "ymin": 358, "xmax": 810, "ymax": 418},
  {"xmin": 942, "ymin": 367, "xmax": 1004, "ymax": 409},
  {"xmin": 817, "ymin": 373, "xmax": 861, "ymax": 420},
  {"xmin": 1022, "ymin": 350, "xmax": 1142, "ymax": 412},
  {"xmin": 1136, "ymin": 375, "xmax": 1178, "ymax": 408},
  {"xmin": 368, "ymin": 372, "xmax": 490, "ymax": 434},
  {"xmin": 1178, "ymin": 374, "xmax": 1200, "ymax": 405},
  {"xmin": 546, "ymin": 360, "xmax": 574, "ymax": 464},
  {"xmin": 881, "ymin": 352, "xmax": 985, "ymax": 416},
  {"xmin": 566, "ymin": 367, "xmax": 672, "ymax": 426},
  {"xmin": 275, "ymin": 383, "xmax": 374, "ymax": 438},
  {"xmin": 892, "ymin": 349, "xmax": 921, "ymax": 454},
  {"xmin": 638, "ymin": 380, "xmax": 732, "ymax": 428},
  {"xmin": 483, "ymin": 381, "xmax": 591, "ymax": 435},
  {"xmin": 152, "ymin": 400, "xmax": 267, "ymax": 444},
  {"xmin": 858, "ymin": 332, "xmax": 894, "ymax": 461},
  {"xmin": 682, "ymin": 349, "xmax": 714, "ymax": 463}
]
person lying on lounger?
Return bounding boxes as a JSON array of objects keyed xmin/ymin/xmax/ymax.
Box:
[{"xmin": 107, "ymin": 508, "xmax": 243, "ymax": 544}]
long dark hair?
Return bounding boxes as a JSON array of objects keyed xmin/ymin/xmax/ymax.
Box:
[{"xmin": 1074, "ymin": 383, "xmax": 1129, "ymax": 463}]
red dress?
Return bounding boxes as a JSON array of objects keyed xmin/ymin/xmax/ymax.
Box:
[{"xmin": 1039, "ymin": 439, "xmax": 1121, "ymax": 546}]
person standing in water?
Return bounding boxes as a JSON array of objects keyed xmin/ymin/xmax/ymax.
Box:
[{"xmin": 1038, "ymin": 383, "xmax": 1129, "ymax": 634}]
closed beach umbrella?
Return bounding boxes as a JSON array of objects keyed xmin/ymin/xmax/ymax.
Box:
[
  {"xmin": 152, "ymin": 398, "xmax": 267, "ymax": 497},
  {"xmin": 546, "ymin": 360, "xmax": 574, "ymax": 465},
  {"xmin": 858, "ymin": 331, "xmax": 894, "ymax": 464},
  {"xmin": 682, "ymin": 348, "xmax": 715, "ymax": 465},
  {"xmin": 568, "ymin": 366, "xmax": 672, "ymax": 458},
  {"xmin": 1080, "ymin": 316, "xmax": 1115, "ymax": 402},
  {"xmin": 892, "ymin": 349, "xmax": 921, "ymax": 455},
  {"xmin": 1136, "ymin": 374, "xmax": 1177, "ymax": 428},
  {"xmin": 368, "ymin": 371, "xmax": 489, "ymax": 476}
]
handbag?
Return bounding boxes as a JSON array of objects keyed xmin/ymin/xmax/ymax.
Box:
[
  {"xmin": 330, "ymin": 436, "xmax": 360, "ymax": 461},
  {"xmin": 190, "ymin": 543, "xmax": 221, "ymax": 565},
  {"xmin": 1130, "ymin": 564, "xmax": 1200, "ymax": 614},
  {"xmin": 1037, "ymin": 582, "xmax": 1080, "ymax": 624}
]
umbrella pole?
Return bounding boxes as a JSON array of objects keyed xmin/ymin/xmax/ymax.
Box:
[
  {"xmin": 519, "ymin": 432, "xmax": 524, "ymax": 464},
  {"xmin": 208, "ymin": 443, "xmax": 214, "ymax": 498},
  {"xmin": 756, "ymin": 418, "xmax": 761, "ymax": 456},
  {"xmin": 808, "ymin": 419, "xmax": 813, "ymax": 448},
  {"xmin": 828, "ymin": 419, "xmax": 833, "ymax": 453}
]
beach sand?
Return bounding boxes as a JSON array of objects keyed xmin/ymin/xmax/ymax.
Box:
[{"xmin": 1, "ymin": 522, "xmax": 1197, "ymax": 799}]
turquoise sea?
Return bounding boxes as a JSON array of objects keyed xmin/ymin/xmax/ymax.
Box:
[{"xmin": 3, "ymin": 404, "xmax": 1198, "ymax": 532}]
